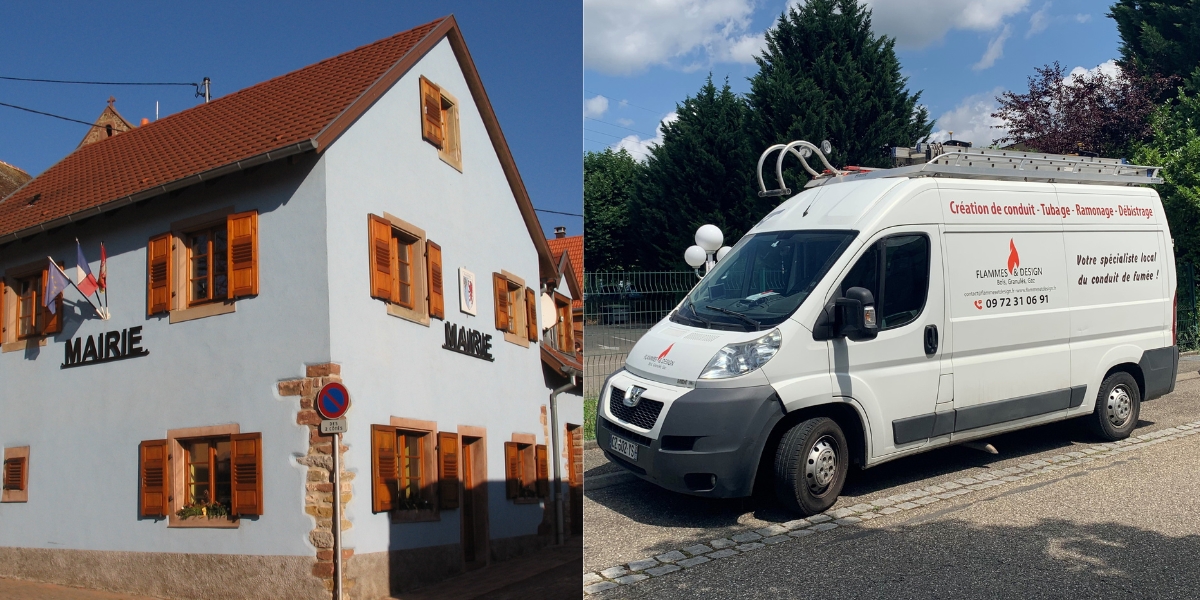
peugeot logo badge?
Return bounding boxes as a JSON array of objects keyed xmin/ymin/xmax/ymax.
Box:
[{"xmin": 623, "ymin": 386, "xmax": 647, "ymax": 408}]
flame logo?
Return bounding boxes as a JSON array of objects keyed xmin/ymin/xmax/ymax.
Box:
[
  {"xmin": 1007, "ymin": 239, "xmax": 1020, "ymax": 274},
  {"xmin": 658, "ymin": 344, "xmax": 675, "ymax": 360}
]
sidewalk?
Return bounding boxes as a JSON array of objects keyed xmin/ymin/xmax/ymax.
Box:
[
  {"xmin": 0, "ymin": 578, "xmax": 160, "ymax": 600},
  {"xmin": 395, "ymin": 537, "xmax": 582, "ymax": 600}
]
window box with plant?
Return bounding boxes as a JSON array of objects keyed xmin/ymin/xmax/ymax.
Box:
[{"xmin": 372, "ymin": 422, "xmax": 460, "ymax": 523}]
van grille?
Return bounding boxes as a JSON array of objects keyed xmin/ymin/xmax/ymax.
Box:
[
  {"xmin": 598, "ymin": 417, "xmax": 653, "ymax": 448},
  {"xmin": 608, "ymin": 387, "xmax": 664, "ymax": 430}
]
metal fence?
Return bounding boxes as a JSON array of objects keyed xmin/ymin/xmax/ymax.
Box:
[
  {"xmin": 581, "ymin": 263, "xmax": 1200, "ymax": 396},
  {"xmin": 582, "ymin": 271, "xmax": 696, "ymax": 397}
]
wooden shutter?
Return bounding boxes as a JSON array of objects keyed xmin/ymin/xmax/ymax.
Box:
[
  {"xmin": 525, "ymin": 288, "xmax": 538, "ymax": 342},
  {"xmin": 437, "ymin": 432, "xmax": 459, "ymax": 510},
  {"xmin": 427, "ymin": 241, "xmax": 444, "ymax": 320},
  {"xmin": 226, "ymin": 210, "xmax": 259, "ymax": 299},
  {"xmin": 504, "ymin": 442, "xmax": 520, "ymax": 499},
  {"xmin": 3, "ymin": 457, "xmax": 26, "ymax": 491},
  {"xmin": 372, "ymin": 425, "xmax": 397, "ymax": 512},
  {"xmin": 41, "ymin": 264, "xmax": 64, "ymax": 335},
  {"xmin": 493, "ymin": 273, "xmax": 510, "ymax": 331},
  {"xmin": 420, "ymin": 77, "xmax": 444, "ymax": 148},
  {"xmin": 535, "ymin": 444, "xmax": 549, "ymax": 498},
  {"xmin": 147, "ymin": 233, "xmax": 171, "ymax": 315},
  {"xmin": 230, "ymin": 433, "xmax": 264, "ymax": 516},
  {"xmin": 0, "ymin": 278, "xmax": 6, "ymax": 341},
  {"xmin": 368, "ymin": 215, "xmax": 395, "ymax": 302},
  {"xmin": 138, "ymin": 439, "xmax": 168, "ymax": 518}
]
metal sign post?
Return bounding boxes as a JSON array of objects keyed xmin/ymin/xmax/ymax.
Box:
[{"xmin": 316, "ymin": 382, "xmax": 351, "ymax": 600}]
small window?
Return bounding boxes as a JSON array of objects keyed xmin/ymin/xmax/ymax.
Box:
[
  {"xmin": 147, "ymin": 209, "xmax": 258, "ymax": 321},
  {"xmin": 371, "ymin": 422, "xmax": 440, "ymax": 520},
  {"xmin": 3, "ymin": 263, "xmax": 63, "ymax": 344},
  {"xmin": 16, "ymin": 273, "xmax": 42, "ymax": 339},
  {"xmin": 182, "ymin": 437, "xmax": 232, "ymax": 511},
  {"xmin": 839, "ymin": 234, "xmax": 930, "ymax": 330},
  {"xmin": 2, "ymin": 446, "xmax": 29, "ymax": 503},
  {"xmin": 138, "ymin": 432, "xmax": 263, "ymax": 524},
  {"xmin": 397, "ymin": 430, "xmax": 427, "ymax": 508},
  {"xmin": 547, "ymin": 291, "xmax": 574, "ymax": 354},
  {"xmin": 186, "ymin": 225, "xmax": 229, "ymax": 306},
  {"xmin": 504, "ymin": 441, "xmax": 548, "ymax": 502},
  {"xmin": 493, "ymin": 272, "xmax": 531, "ymax": 347},
  {"xmin": 420, "ymin": 76, "xmax": 462, "ymax": 171}
]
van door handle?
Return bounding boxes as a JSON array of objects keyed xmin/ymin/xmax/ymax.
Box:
[{"xmin": 924, "ymin": 325, "xmax": 939, "ymax": 355}]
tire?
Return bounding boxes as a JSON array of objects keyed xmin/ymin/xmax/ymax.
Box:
[
  {"xmin": 1087, "ymin": 371, "xmax": 1141, "ymax": 441},
  {"xmin": 774, "ymin": 417, "xmax": 849, "ymax": 515}
]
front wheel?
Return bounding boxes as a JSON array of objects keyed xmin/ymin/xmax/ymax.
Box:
[
  {"xmin": 1086, "ymin": 372, "xmax": 1141, "ymax": 441},
  {"xmin": 774, "ymin": 417, "xmax": 848, "ymax": 515}
]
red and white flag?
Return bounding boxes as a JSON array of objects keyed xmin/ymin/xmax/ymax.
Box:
[{"xmin": 98, "ymin": 242, "xmax": 107, "ymax": 292}]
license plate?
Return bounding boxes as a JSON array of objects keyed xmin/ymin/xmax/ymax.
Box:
[{"xmin": 609, "ymin": 434, "xmax": 639, "ymax": 462}]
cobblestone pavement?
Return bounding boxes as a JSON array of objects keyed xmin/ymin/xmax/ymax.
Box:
[
  {"xmin": 0, "ymin": 578, "xmax": 160, "ymax": 600},
  {"xmin": 585, "ymin": 365, "xmax": 1200, "ymax": 597}
]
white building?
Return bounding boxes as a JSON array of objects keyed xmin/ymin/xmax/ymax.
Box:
[{"xmin": 0, "ymin": 16, "xmax": 581, "ymax": 599}]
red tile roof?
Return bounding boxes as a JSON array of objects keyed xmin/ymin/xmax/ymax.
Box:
[
  {"xmin": 0, "ymin": 160, "xmax": 31, "ymax": 201},
  {"xmin": 0, "ymin": 18, "xmax": 445, "ymax": 241},
  {"xmin": 547, "ymin": 234, "xmax": 583, "ymax": 308}
]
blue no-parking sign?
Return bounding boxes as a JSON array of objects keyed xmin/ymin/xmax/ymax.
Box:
[{"xmin": 316, "ymin": 382, "xmax": 351, "ymax": 420}]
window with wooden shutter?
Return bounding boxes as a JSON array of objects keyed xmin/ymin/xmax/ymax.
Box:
[
  {"xmin": 535, "ymin": 444, "xmax": 549, "ymax": 498},
  {"xmin": 437, "ymin": 432, "xmax": 459, "ymax": 510},
  {"xmin": 147, "ymin": 233, "xmax": 172, "ymax": 315},
  {"xmin": 229, "ymin": 433, "xmax": 263, "ymax": 516},
  {"xmin": 372, "ymin": 425, "xmax": 397, "ymax": 513},
  {"xmin": 226, "ymin": 211, "xmax": 258, "ymax": 299},
  {"xmin": 427, "ymin": 241, "xmax": 444, "ymax": 320},
  {"xmin": 525, "ymin": 288, "xmax": 537, "ymax": 342},
  {"xmin": 420, "ymin": 77, "xmax": 444, "ymax": 149},
  {"xmin": 3, "ymin": 457, "xmax": 25, "ymax": 491},
  {"xmin": 368, "ymin": 215, "xmax": 395, "ymax": 302},
  {"xmin": 493, "ymin": 273, "xmax": 510, "ymax": 332},
  {"xmin": 139, "ymin": 439, "xmax": 168, "ymax": 517}
]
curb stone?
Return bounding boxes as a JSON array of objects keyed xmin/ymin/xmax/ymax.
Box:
[{"xmin": 583, "ymin": 418, "xmax": 1200, "ymax": 594}]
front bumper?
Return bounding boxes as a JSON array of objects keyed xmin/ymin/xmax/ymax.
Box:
[{"xmin": 596, "ymin": 373, "xmax": 784, "ymax": 498}]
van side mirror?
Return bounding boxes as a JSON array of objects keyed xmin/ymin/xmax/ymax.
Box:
[{"xmin": 835, "ymin": 287, "xmax": 878, "ymax": 341}]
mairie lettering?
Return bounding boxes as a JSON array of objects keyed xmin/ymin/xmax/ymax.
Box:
[{"xmin": 62, "ymin": 326, "xmax": 149, "ymax": 369}]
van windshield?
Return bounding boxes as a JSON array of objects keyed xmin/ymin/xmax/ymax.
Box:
[{"xmin": 675, "ymin": 230, "xmax": 856, "ymax": 330}]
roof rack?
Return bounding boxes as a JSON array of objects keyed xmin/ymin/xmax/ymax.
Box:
[{"xmin": 756, "ymin": 142, "xmax": 1164, "ymax": 196}]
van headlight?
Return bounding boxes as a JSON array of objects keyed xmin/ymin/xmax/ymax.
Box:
[{"xmin": 699, "ymin": 329, "xmax": 782, "ymax": 379}]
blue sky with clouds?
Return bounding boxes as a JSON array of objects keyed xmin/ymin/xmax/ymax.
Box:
[
  {"xmin": 585, "ymin": 0, "xmax": 1123, "ymax": 161},
  {"xmin": 0, "ymin": 1, "xmax": 582, "ymax": 236}
]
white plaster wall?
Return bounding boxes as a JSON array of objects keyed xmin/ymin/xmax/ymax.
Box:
[
  {"xmin": 322, "ymin": 39, "xmax": 552, "ymax": 555},
  {"xmin": 0, "ymin": 156, "xmax": 331, "ymax": 556}
]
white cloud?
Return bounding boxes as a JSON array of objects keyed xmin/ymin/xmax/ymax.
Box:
[
  {"xmin": 616, "ymin": 118, "xmax": 635, "ymax": 127},
  {"xmin": 1075, "ymin": 13, "xmax": 1091, "ymax": 23},
  {"xmin": 1026, "ymin": 2, "xmax": 1050, "ymax": 38},
  {"xmin": 1066, "ymin": 59, "xmax": 1120, "ymax": 81},
  {"xmin": 861, "ymin": 0, "xmax": 1029, "ymax": 48},
  {"xmin": 584, "ymin": 0, "xmax": 758, "ymax": 75},
  {"xmin": 585, "ymin": 95, "xmax": 610, "ymax": 118},
  {"xmin": 613, "ymin": 112, "xmax": 679, "ymax": 160},
  {"xmin": 972, "ymin": 24, "xmax": 1011, "ymax": 70},
  {"xmin": 927, "ymin": 88, "xmax": 1006, "ymax": 148}
]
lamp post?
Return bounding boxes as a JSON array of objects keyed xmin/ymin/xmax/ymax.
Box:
[{"xmin": 685, "ymin": 224, "xmax": 732, "ymax": 279}]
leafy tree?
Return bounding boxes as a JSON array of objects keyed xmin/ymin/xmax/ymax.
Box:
[
  {"xmin": 631, "ymin": 76, "xmax": 762, "ymax": 271},
  {"xmin": 993, "ymin": 62, "xmax": 1161, "ymax": 158},
  {"xmin": 583, "ymin": 148, "xmax": 642, "ymax": 272},
  {"xmin": 1110, "ymin": 0, "xmax": 1200, "ymax": 90},
  {"xmin": 747, "ymin": 0, "xmax": 932, "ymax": 190},
  {"xmin": 1133, "ymin": 91, "xmax": 1200, "ymax": 266}
]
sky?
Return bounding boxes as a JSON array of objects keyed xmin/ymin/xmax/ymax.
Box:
[
  {"xmin": 0, "ymin": 1, "xmax": 583, "ymax": 236},
  {"xmin": 584, "ymin": 0, "xmax": 1124, "ymax": 161}
]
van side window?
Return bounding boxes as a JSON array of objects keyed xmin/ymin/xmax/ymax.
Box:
[
  {"xmin": 840, "ymin": 234, "xmax": 929, "ymax": 330},
  {"xmin": 879, "ymin": 235, "xmax": 929, "ymax": 329}
]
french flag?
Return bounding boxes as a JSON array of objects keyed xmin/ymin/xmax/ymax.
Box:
[{"xmin": 74, "ymin": 240, "xmax": 99, "ymax": 297}]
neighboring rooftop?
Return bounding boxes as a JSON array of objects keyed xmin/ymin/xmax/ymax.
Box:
[
  {"xmin": 546, "ymin": 230, "xmax": 582, "ymax": 309},
  {"xmin": 77, "ymin": 97, "xmax": 136, "ymax": 148},
  {"xmin": 0, "ymin": 160, "xmax": 31, "ymax": 201}
]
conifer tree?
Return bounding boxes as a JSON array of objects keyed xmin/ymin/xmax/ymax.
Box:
[
  {"xmin": 584, "ymin": 148, "xmax": 642, "ymax": 272},
  {"xmin": 748, "ymin": 0, "xmax": 931, "ymax": 189}
]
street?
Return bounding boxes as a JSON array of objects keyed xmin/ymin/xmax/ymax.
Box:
[{"xmin": 584, "ymin": 361, "xmax": 1200, "ymax": 598}]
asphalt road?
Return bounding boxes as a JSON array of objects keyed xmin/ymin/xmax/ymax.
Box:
[{"xmin": 585, "ymin": 360, "xmax": 1200, "ymax": 598}]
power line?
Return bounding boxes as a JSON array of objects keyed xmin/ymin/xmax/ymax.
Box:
[
  {"xmin": 534, "ymin": 208, "xmax": 583, "ymax": 218},
  {"xmin": 0, "ymin": 75, "xmax": 196, "ymax": 87},
  {"xmin": 584, "ymin": 117, "xmax": 656, "ymax": 137},
  {"xmin": 0, "ymin": 101, "xmax": 105, "ymax": 128},
  {"xmin": 584, "ymin": 128, "xmax": 630, "ymax": 139},
  {"xmin": 584, "ymin": 90, "xmax": 665, "ymax": 116}
]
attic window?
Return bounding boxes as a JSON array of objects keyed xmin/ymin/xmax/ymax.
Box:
[
  {"xmin": 106, "ymin": 124, "xmax": 113, "ymax": 137},
  {"xmin": 419, "ymin": 77, "xmax": 462, "ymax": 172}
]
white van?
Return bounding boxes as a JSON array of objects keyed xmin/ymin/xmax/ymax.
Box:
[{"xmin": 597, "ymin": 144, "xmax": 1179, "ymax": 515}]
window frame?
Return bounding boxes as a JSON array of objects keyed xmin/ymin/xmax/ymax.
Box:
[
  {"xmin": 373, "ymin": 417, "xmax": 440, "ymax": 523},
  {"xmin": 165, "ymin": 424, "xmax": 243, "ymax": 529},
  {"xmin": 1, "ymin": 259, "xmax": 61, "ymax": 352},
  {"xmin": 420, "ymin": 76, "xmax": 462, "ymax": 172},
  {"xmin": 505, "ymin": 433, "xmax": 540, "ymax": 504},
  {"xmin": 15, "ymin": 272, "xmax": 43, "ymax": 340},
  {"xmin": 838, "ymin": 232, "xmax": 932, "ymax": 332},
  {"xmin": 183, "ymin": 223, "xmax": 229, "ymax": 307},
  {"xmin": 495, "ymin": 270, "xmax": 530, "ymax": 348},
  {"xmin": 369, "ymin": 213, "xmax": 430, "ymax": 327},
  {"xmin": 150, "ymin": 206, "xmax": 259, "ymax": 324},
  {"xmin": 2, "ymin": 446, "xmax": 29, "ymax": 503}
]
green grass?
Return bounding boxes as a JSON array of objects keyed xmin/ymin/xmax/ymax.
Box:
[{"xmin": 583, "ymin": 397, "xmax": 598, "ymax": 441}]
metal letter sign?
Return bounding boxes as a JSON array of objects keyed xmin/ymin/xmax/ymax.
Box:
[{"xmin": 316, "ymin": 382, "xmax": 351, "ymax": 420}]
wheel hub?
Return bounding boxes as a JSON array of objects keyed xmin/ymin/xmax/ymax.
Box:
[
  {"xmin": 1106, "ymin": 384, "xmax": 1133, "ymax": 427},
  {"xmin": 805, "ymin": 436, "xmax": 838, "ymax": 493}
]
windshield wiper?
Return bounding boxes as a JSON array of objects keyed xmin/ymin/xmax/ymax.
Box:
[
  {"xmin": 705, "ymin": 305, "xmax": 761, "ymax": 330},
  {"xmin": 686, "ymin": 299, "xmax": 712, "ymax": 328}
]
